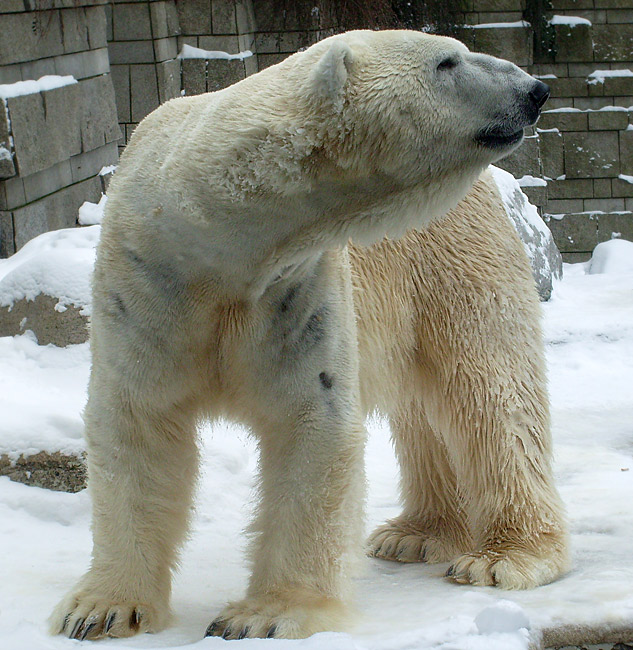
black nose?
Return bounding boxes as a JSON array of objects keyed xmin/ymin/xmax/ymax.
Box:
[{"xmin": 529, "ymin": 80, "xmax": 550, "ymax": 109}]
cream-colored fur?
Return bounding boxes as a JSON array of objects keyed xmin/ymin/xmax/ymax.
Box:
[{"xmin": 49, "ymin": 30, "xmax": 566, "ymax": 641}]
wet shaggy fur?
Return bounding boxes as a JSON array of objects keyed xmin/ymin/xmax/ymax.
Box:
[{"xmin": 49, "ymin": 29, "xmax": 568, "ymax": 642}]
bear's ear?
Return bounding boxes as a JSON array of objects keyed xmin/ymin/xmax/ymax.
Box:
[{"xmin": 310, "ymin": 40, "xmax": 353, "ymax": 105}]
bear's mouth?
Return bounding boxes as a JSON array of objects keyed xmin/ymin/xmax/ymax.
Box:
[{"xmin": 475, "ymin": 127, "xmax": 524, "ymax": 149}]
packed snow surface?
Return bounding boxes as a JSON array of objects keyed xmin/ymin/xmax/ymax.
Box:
[
  {"xmin": 178, "ymin": 44, "xmax": 253, "ymax": 60},
  {"xmin": 0, "ymin": 75, "xmax": 77, "ymax": 99},
  {"xmin": 549, "ymin": 15, "xmax": 592, "ymax": 26},
  {"xmin": 1, "ymin": 226, "xmax": 633, "ymax": 649}
]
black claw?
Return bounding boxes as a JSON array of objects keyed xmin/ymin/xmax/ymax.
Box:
[
  {"xmin": 205, "ymin": 620, "xmax": 222, "ymax": 637},
  {"xmin": 445, "ymin": 565, "xmax": 455, "ymax": 577},
  {"xmin": 69, "ymin": 617, "xmax": 85, "ymax": 639},
  {"xmin": 131, "ymin": 608, "xmax": 142, "ymax": 628},
  {"xmin": 61, "ymin": 613, "xmax": 71, "ymax": 633},
  {"xmin": 237, "ymin": 626, "xmax": 250, "ymax": 640},
  {"xmin": 78, "ymin": 622, "xmax": 96, "ymax": 641},
  {"xmin": 266, "ymin": 625, "xmax": 277, "ymax": 638},
  {"xmin": 104, "ymin": 612, "xmax": 116, "ymax": 634},
  {"xmin": 221, "ymin": 626, "xmax": 233, "ymax": 640}
]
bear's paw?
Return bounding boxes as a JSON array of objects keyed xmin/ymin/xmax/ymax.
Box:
[
  {"xmin": 367, "ymin": 518, "xmax": 471, "ymax": 564},
  {"xmin": 446, "ymin": 541, "xmax": 570, "ymax": 590},
  {"xmin": 49, "ymin": 592, "xmax": 168, "ymax": 640},
  {"xmin": 206, "ymin": 590, "xmax": 348, "ymax": 640}
]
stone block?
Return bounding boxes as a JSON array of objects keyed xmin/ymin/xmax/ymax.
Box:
[
  {"xmin": 110, "ymin": 64, "xmax": 131, "ymax": 123},
  {"xmin": 584, "ymin": 197, "xmax": 625, "ymax": 212},
  {"xmin": 547, "ymin": 178, "xmax": 594, "ymax": 199},
  {"xmin": 547, "ymin": 198, "xmax": 584, "ymax": 213},
  {"xmin": 236, "ymin": 0, "xmax": 257, "ymax": 34},
  {"xmin": 53, "ymin": 51, "xmax": 87, "ymax": 79},
  {"xmin": 8, "ymin": 83, "xmax": 83, "ymax": 177},
  {"xmin": 593, "ymin": 24, "xmax": 633, "ymax": 61},
  {"xmin": 473, "ymin": 0, "xmax": 523, "ymax": 9},
  {"xmin": 564, "ymin": 131, "xmax": 620, "ymax": 178},
  {"xmin": 496, "ymin": 134, "xmax": 540, "ymax": 177},
  {"xmin": 574, "ymin": 97, "xmax": 616, "ymax": 110},
  {"xmin": 614, "ymin": 96, "xmax": 633, "ymax": 108},
  {"xmin": 539, "ymin": 130, "xmax": 565, "ymax": 179},
  {"xmin": 603, "ymin": 76, "xmax": 633, "ymax": 96},
  {"xmin": 212, "ymin": 0, "xmax": 237, "ymax": 34},
  {"xmin": 0, "ymin": 12, "xmax": 64, "ymax": 66},
  {"xmin": 165, "ymin": 0, "xmax": 181, "ymax": 37},
  {"xmin": 131, "ymin": 64, "xmax": 160, "ymax": 123},
  {"xmin": 207, "ymin": 59, "xmax": 246, "ymax": 93},
  {"xmin": 108, "ymin": 40, "xmax": 155, "ymax": 64},
  {"xmin": 553, "ymin": 23, "xmax": 593, "ymax": 62},
  {"xmin": 612, "ymin": 177, "xmax": 633, "ymax": 197},
  {"xmin": 598, "ymin": 212, "xmax": 633, "ymax": 241},
  {"xmin": 594, "ymin": 178, "xmax": 612, "ymax": 197},
  {"xmin": 79, "ymin": 75, "xmax": 122, "ymax": 151},
  {"xmin": 70, "ymin": 141, "xmax": 118, "ymax": 183},
  {"xmin": 177, "ymin": 0, "xmax": 211, "ymax": 35},
  {"xmin": 21, "ymin": 57, "xmax": 57, "ymax": 80},
  {"xmin": 157, "ymin": 59, "xmax": 181, "ymax": 104},
  {"xmin": 86, "ymin": 5, "xmax": 108, "ymax": 50},
  {"xmin": 472, "ymin": 26, "xmax": 532, "ymax": 66},
  {"xmin": 587, "ymin": 80, "xmax": 606, "ymax": 97},
  {"xmin": 0, "ymin": 211, "xmax": 15, "ymax": 258},
  {"xmin": 0, "ymin": 451, "xmax": 86, "ymax": 492},
  {"xmin": 254, "ymin": 32, "xmax": 280, "ymax": 54},
  {"xmin": 607, "ymin": 9, "xmax": 633, "ymax": 22},
  {"xmin": 588, "ymin": 109, "xmax": 630, "ymax": 130},
  {"xmin": 113, "ymin": 2, "xmax": 153, "ymax": 41},
  {"xmin": 0, "ymin": 0, "xmax": 26, "ymax": 10},
  {"xmin": 182, "ymin": 59, "xmax": 206, "ymax": 97},
  {"xmin": 0, "ymin": 65, "xmax": 22, "ymax": 84},
  {"xmin": 154, "ymin": 37, "xmax": 178, "ymax": 63},
  {"xmin": 198, "ymin": 34, "xmax": 240, "ymax": 55},
  {"xmin": 545, "ymin": 212, "xmax": 599, "ymax": 252},
  {"xmin": 0, "ymin": 104, "xmax": 15, "ymax": 180},
  {"xmin": 552, "ymin": 0, "xmax": 594, "ymax": 8},
  {"xmin": 619, "ymin": 129, "xmax": 633, "ymax": 173},
  {"xmin": 539, "ymin": 109, "xmax": 588, "ymax": 131},
  {"xmin": 12, "ymin": 176, "xmax": 101, "ymax": 250},
  {"xmin": 257, "ymin": 53, "xmax": 287, "ymax": 70},
  {"xmin": 83, "ymin": 47, "xmax": 111, "ymax": 77},
  {"xmin": 628, "ymin": 198, "xmax": 633, "ymax": 211},
  {"xmin": 150, "ymin": 1, "xmax": 169, "ymax": 39},
  {"xmin": 60, "ymin": 7, "xmax": 91, "ymax": 54},
  {"xmin": 105, "ymin": 2, "xmax": 113, "ymax": 41},
  {"xmin": 23, "ymin": 159, "xmax": 73, "ymax": 203},
  {"xmin": 548, "ymin": 77, "xmax": 589, "ymax": 97},
  {"xmin": 0, "ymin": 176, "xmax": 26, "ymax": 211},
  {"xmin": 521, "ymin": 184, "xmax": 548, "ymax": 208}
]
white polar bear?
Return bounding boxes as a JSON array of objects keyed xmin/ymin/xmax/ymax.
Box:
[{"xmin": 50, "ymin": 30, "xmax": 567, "ymax": 641}]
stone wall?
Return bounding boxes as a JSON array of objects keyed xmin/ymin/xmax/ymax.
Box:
[
  {"xmin": 454, "ymin": 0, "xmax": 633, "ymax": 261},
  {"xmin": 0, "ymin": 0, "xmax": 120, "ymax": 257}
]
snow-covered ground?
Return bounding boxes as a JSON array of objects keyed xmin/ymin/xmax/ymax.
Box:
[{"xmin": 1, "ymin": 230, "xmax": 632, "ymax": 649}]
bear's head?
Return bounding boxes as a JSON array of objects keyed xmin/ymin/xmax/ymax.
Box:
[{"xmin": 265, "ymin": 30, "xmax": 548, "ymax": 241}]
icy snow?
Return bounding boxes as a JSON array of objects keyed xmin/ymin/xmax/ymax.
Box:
[
  {"xmin": 178, "ymin": 44, "xmax": 253, "ymax": 61},
  {"xmin": 78, "ymin": 193, "xmax": 107, "ymax": 226},
  {"xmin": 587, "ymin": 69, "xmax": 633, "ymax": 85},
  {"xmin": 549, "ymin": 15, "xmax": 592, "ymax": 27},
  {"xmin": 1, "ymin": 210, "xmax": 633, "ymax": 649},
  {"xmin": 0, "ymin": 75, "xmax": 77, "ymax": 99}
]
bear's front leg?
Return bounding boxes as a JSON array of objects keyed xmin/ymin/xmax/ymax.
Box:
[{"xmin": 207, "ymin": 250, "xmax": 365, "ymax": 639}]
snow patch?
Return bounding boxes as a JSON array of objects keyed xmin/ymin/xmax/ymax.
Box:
[
  {"xmin": 587, "ymin": 69, "xmax": 633, "ymax": 85},
  {"xmin": 549, "ymin": 15, "xmax": 592, "ymax": 26},
  {"xmin": 517, "ymin": 175, "xmax": 547, "ymax": 188},
  {"xmin": 618, "ymin": 173, "xmax": 633, "ymax": 184},
  {"xmin": 0, "ymin": 75, "xmax": 77, "ymax": 99},
  {"xmin": 469, "ymin": 21, "xmax": 530, "ymax": 29},
  {"xmin": 78, "ymin": 193, "xmax": 107, "ymax": 226},
  {"xmin": 98, "ymin": 164, "xmax": 117, "ymax": 176},
  {"xmin": 475, "ymin": 601, "xmax": 530, "ymax": 634},
  {"xmin": 587, "ymin": 239, "xmax": 633, "ymax": 275},
  {"xmin": 178, "ymin": 44, "xmax": 253, "ymax": 61}
]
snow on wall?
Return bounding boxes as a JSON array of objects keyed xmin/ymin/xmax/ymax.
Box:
[
  {"xmin": 177, "ymin": 44, "xmax": 253, "ymax": 61},
  {"xmin": 0, "ymin": 75, "xmax": 77, "ymax": 99}
]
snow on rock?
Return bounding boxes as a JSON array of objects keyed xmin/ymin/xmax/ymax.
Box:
[
  {"xmin": 587, "ymin": 238, "xmax": 633, "ymax": 275},
  {"xmin": 78, "ymin": 193, "xmax": 107, "ymax": 226},
  {"xmin": 178, "ymin": 44, "xmax": 253, "ymax": 60},
  {"xmin": 0, "ymin": 225, "xmax": 99, "ymax": 313},
  {"xmin": 0, "ymin": 75, "xmax": 77, "ymax": 99},
  {"xmin": 517, "ymin": 175, "xmax": 547, "ymax": 187},
  {"xmin": 490, "ymin": 165, "xmax": 562, "ymax": 301},
  {"xmin": 475, "ymin": 601, "xmax": 530, "ymax": 635},
  {"xmin": 549, "ymin": 15, "xmax": 592, "ymax": 26},
  {"xmin": 587, "ymin": 69, "xmax": 633, "ymax": 85},
  {"xmin": 470, "ymin": 21, "xmax": 530, "ymax": 29}
]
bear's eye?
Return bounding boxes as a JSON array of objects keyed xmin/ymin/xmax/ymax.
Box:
[{"xmin": 437, "ymin": 57, "xmax": 458, "ymax": 72}]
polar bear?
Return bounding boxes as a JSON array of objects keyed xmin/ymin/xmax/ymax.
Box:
[{"xmin": 50, "ymin": 30, "xmax": 567, "ymax": 641}]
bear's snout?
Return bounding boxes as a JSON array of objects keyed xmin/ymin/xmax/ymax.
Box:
[{"xmin": 529, "ymin": 80, "xmax": 550, "ymax": 110}]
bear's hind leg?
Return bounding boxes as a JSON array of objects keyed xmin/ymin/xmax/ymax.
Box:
[
  {"xmin": 368, "ymin": 404, "xmax": 472, "ymax": 564},
  {"xmin": 49, "ymin": 380, "xmax": 200, "ymax": 640}
]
